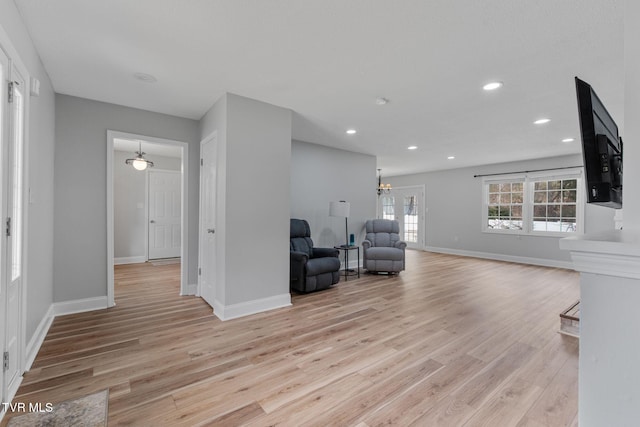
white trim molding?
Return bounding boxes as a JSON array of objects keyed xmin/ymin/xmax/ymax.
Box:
[
  {"xmin": 52, "ymin": 296, "xmax": 110, "ymax": 317},
  {"xmin": 560, "ymin": 229, "xmax": 640, "ymax": 278},
  {"xmin": 212, "ymin": 293, "xmax": 292, "ymax": 321},
  {"xmin": 114, "ymin": 256, "xmax": 146, "ymax": 265},
  {"xmin": 24, "ymin": 305, "xmax": 55, "ymax": 371},
  {"xmin": 425, "ymin": 246, "xmax": 574, "ymax": 270}
]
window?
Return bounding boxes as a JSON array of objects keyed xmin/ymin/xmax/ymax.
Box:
[
  {"xmin": 487, "ymin": 181, "xmax": 524, "ymax": 230},
  {"xmin": 531, "ymin": 178, "xmax": 578, "ymax": 233},
  {"xmin": 381, "ymin": 196, "xmax": 395, "ymax": 220},
  {"xmin": 403, "ymin": 195, "xmax": 418, "ymax": 242},
  {"xmin": 483, "ymin": 169, "xmax": 582, "ymax": 236}
]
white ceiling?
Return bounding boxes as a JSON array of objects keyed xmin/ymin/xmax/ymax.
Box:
[{"xmin": 14, "ymin": 0, "xmax": 624, "ymax": 175}]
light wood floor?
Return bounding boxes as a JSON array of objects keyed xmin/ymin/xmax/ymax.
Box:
[{"xmin": 4, "ymin": 250, "xmax": 579, "ymax": 426}]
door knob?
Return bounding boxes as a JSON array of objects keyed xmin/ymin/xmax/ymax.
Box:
[
  {"xmin": 150, "ymin": 220, "xmax": 156, "ymax": 223},
  {"xmin": 207, "ymin": 228, "xmax": 215, "ymax": 234}
]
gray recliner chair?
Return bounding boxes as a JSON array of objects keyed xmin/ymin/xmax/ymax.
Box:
[
  {"xmin": 363, "ymin": 219, "xmax": 407, "ymax": 274},
  {"xmin": 290, "ymin": 219, "xmax": 341, "ymax": 292}
]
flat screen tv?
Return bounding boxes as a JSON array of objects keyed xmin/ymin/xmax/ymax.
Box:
[{"xmin": 575, "ymin": 77, "xmax": 623, "ymax": 209}]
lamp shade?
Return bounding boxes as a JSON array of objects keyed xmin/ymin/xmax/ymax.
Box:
[{"xmin": 329, "ymin": 201, "xmax": 350, "ymax": 218}]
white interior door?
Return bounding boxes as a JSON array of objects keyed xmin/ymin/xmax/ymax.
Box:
[
  {"xmin": 199, "ymin": 135, "xmax": 217, "ymax": 308},
  {"xmin": 148, "ymin": 170, "xmax": 181, "ymax": 259},
  {"xmin": 378, "ymin": 186, "xmax": 425, "ymax": 249},
  {"xmin": 0, "ymin": 44, "xmax": 8, "ymax": 411},
  {"xmin": 1, "ymin": 58, "xmax": 26, "ymax": 405}
]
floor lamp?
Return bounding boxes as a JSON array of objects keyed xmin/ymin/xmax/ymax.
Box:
[{"xmin": 329, "ymin": 200, "xmax": 351, "ymax": 248}]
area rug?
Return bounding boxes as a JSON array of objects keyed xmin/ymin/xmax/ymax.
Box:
[{"xmin": 7, "ymin": 389, "xmax": 108, "ymax": 427}]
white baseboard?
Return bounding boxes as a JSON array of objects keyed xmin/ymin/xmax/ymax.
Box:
[
  {"xmin": 52, "ymin": 296, "xmax": 109, "ymax": 317},
  {"xmin": 114, "ymin": 256, "xmax": 146, "ymax": 265},
  {"xmin": 25, "ymin": 305, "xmax": 55, "ymax": 371},
  {"xmin": 424, "ymin": 246, "xmax": 574, "ymax": 270},
  {"xmin": 213, "ymin": 293, "xmax": 292, "ymax": 321}
]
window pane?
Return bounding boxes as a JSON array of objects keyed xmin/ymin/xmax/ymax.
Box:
[
  {"xmin": 535, "ymin": 181, "xmax": 547, "ymax": 190},
  {"xmin": 563, "ymin": 190, "xmax": 576, "ymax": 203},
  {"xmin": 499, "ymin": 183, "xmax": 511, "ymax": 192},
  {"xmin": 563, "ymin": 179, "xmax": 577, "ymax": 189},
  {"xmin": 512, "ymin": 192, "xmax": 523, "ymax": 203},
  {"xmin": 489, "ymin": 193, "xmax": 499, "ymax": 204},
  {"xmin": 500, "ymin": 193, "xmax": 511, "ymax": 204},
  {"xmin": 512, "ymin": 206, "xmax": 522, "ymax": 217},
  {"xmin": 534, "ymin": 191, "xmax": 547, "ymax": 203},
  {"xmin": 534, "ymin": 205, "xmax": 547, "ymax": 217},
  {"xmin": 512, "ymin": 183, "xmax": 523, "ymax": 192},
  {"xmin": 562, "ymin": 205, "xmax": 576, "ymax": 217},
  {"xmin": 549, "ymin": 191, "xmax": 561, "ymax": 203},
  {"xmin": 548, "ymin": 205, "xmax": 560, "ymax": 217},
  {"xmin": 489, "ymin": 183, "xmax": 499, "ymax": 192},
  {"xmin": 549, "ymin": 180, "xmax": 561, "ymax": 189}
]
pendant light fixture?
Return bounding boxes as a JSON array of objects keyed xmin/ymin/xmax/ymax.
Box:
[
  {"xmin": 125, "ymin": 141, "xmax": 154, "ymax": 171},
  {"xmin": 377, "ymin": 169, "xmax": 392, "ymax": 195}
]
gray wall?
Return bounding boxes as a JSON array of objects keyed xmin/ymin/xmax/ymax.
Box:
[
  {"xmin": 387, "ymin": 154, "xmax": 615, "ymax": 265},
  {"xmin": 291, "ymin": 140, "xmax": 377, "ymax": 251},
  {"xmin": 0, "ymin": 0, "xmax": 56, "ymax": 345},
  {"xmin": 54, "ymin": 95, "xmax": 200, "ymax": 301},
  {"xmin": 200, "ymin": 93, "xmax": 292, "ymax": 308},
  {"xmin": 113, "ymin": 151, "xmax": 181, "ymax": 259}
]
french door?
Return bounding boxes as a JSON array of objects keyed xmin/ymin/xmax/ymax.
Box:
[
  {"xmin": 1, "ymin": 47, "xmax": 26, "ymax": 409},
  {"xmin": 378, "ymin": 186, "xmax": 425, "ymax": 249}
]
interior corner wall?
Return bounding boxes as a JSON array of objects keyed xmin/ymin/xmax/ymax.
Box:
[
  {"xmin": 199, "ymin": 93, "xmax": 291, "ymax": 312},
  {"xmin": 291, "ymin": 140, "xmax": 377, "ymax": 250},
  {"xmin": 113, "ymin": 152, "xmax": 181, "ymax": 259},
  {"xmin": 54, "ymin": 95, "xmax": 200, "ymax": 302},
  {"xmin": 1, "ymin": 2, "xmax": 56, "ymax": 346},
  {"xmin": 386, "ymin": 154, "xmax": 615, "ymax": 265}
]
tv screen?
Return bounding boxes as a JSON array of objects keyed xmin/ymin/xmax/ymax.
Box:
[{"xmin": 575, "ymin": 77, "xmax": 622, "ymax": 209}]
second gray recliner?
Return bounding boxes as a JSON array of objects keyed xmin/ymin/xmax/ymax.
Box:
[{"xmin": 362, "ymin": 219, "xmax": 407, "ymax": 274}]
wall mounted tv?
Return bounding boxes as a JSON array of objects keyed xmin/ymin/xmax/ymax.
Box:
[{"xmin": 575, "ymin": 77, "xmax": 623, "ymax": 209}]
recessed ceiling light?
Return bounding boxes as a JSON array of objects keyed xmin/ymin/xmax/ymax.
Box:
[
  {"xmin": 376, "ymin": 97, "xmax": 389, "ymax": 105},
  {"xmin": 407, "ymin": 145, "xmax": 418, "ymax": 150},
  {"xmin": 483, "ymin": 81, "xmax": 503, "ymax": 91},
  {"xmin": 346, "ymin": 129, "xmax": 357, "ymax": 135},
  {"xmin": 447, "ymin": 156, "xmax": 455, "ymax": 160},
  {"xmin": 134, "ymin": 72, "xmax": 157, "ymax": 83},
  {"xmin": 534, "ymin": 118, "xmax": 551, "ymax": 125},
  {"xmin": 562, "ymin": 138, "xmax": 575, "ymax": 143}
]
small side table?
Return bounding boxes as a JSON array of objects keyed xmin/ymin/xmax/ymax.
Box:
[{"xmin": 334, "ymin": 245, "xmax": 360, "ymax": 280}]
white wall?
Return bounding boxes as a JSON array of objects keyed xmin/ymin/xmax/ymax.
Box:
[
  {"xmin": 0, "ymin": 1, "xmax": 56, "ymax": 347},
  {"xmin": 291, "ymin": 140, "xmax": 377, "ymax": 251},
  {"xmin": 387, "ymin": 154, "xmax": 614, "ymax": 266},
  {"xmin": 624, "ymin": 0, "xmax": 640, "ymax": 230},
  {"xmin": 54, "ymin": 95, "xmax": 200, "ymax": 301},
  {"xmin": 113, "ymin": 151, "xmax": 181, "ymax": 260},
  {"xmin": 199, "ymin": 93, "xmax": 291, "ymax": 317}
]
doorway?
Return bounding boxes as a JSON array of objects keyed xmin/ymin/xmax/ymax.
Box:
[
  {"xmin": 378, "ymin": 185, "xmax": 425, "ymax": 249},
  {"xmin": 107, "ymin": 131, "xmax": 189, "ymax": 307}
]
